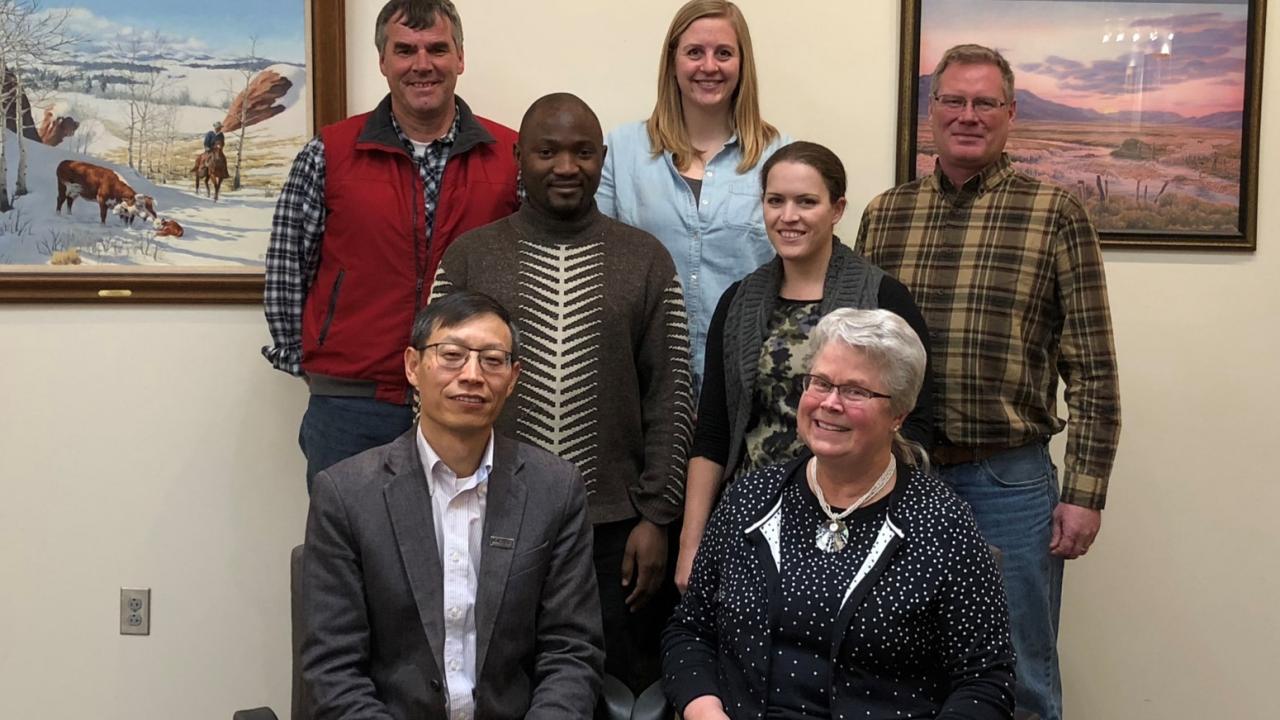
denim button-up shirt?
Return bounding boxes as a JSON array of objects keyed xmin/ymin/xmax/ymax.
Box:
[{"xmin": 598, "ymin": 121, "xmax": 789, "ymax": 387}]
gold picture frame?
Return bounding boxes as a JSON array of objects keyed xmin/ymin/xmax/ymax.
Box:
[{"xmin": 0, "ymin": 0, "xmax": 348, "ymax": 302}]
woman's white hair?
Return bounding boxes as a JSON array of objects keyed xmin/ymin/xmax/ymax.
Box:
[{"xmin": 807, "ymin": 308, "xmax": 930, "ymax": 469}]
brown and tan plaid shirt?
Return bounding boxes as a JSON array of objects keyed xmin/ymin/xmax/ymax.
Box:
[{"xmin": 856, "ymin": 154, "xmax": 1120, "ymax": 509}]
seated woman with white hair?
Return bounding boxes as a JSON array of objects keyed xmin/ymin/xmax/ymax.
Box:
[{"xmin": 662, "ymin": 308, "xmax": 1016, "ymax": 720}]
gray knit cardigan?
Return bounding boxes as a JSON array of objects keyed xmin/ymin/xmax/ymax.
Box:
[{"xmin": 720, "ymin": 240, "xmax": 883, "ymax": 480}]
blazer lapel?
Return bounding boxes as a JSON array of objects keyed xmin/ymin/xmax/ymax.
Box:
[
  {"xmin": 474, "ymin": 436, "xmax": 527, "ymax": 678},
  {"xmin": 383, "ymin": 433, "xmax": 446, "ymax": 679}
]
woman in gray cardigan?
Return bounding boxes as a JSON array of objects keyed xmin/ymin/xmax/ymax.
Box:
[{"xmin": 675, "ymin": 141, "xmax": 935, "ymax": 591}]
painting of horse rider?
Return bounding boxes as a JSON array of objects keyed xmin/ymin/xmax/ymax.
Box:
[{"xmin": 0, "ymin": 0, "xmax": 310, "ymax": 269}]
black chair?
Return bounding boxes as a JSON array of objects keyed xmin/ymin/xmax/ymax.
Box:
[
  {"xmin": 630, "ymin": 679, "xmax": 669, "ymax": 720},
  {"xmin": 234, "ymin": 545, "xmax": 645, "ymax": 720}
]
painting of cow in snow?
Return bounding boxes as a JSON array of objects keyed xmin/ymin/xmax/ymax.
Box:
[
  {"xmin": 0, "ymin": 1, "xmax": 314, "ymax": 287},
  {"xmin": 56, "ymin": 160, "xmax": 157, "ymax": 225}
]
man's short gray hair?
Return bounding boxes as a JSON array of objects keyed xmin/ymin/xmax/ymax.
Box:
[
  {"xmin": 929, "ymin": 43, "xmax": 1015, "ymax": 103},
  {"xmin": 374, "ymin": 0, "xmax": 464, "ymax": 54}
]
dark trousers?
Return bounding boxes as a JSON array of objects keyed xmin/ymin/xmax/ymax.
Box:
[
  {"xmin": 298, "ymin": 395, "xmax": 414, "ymax": 493},
  {"xmin": 592, "ymin": 517, "xmax": 679, "ymax": 694}
]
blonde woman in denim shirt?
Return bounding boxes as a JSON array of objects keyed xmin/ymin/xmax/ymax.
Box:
[{"xmin": 598, "ymin": 0, "xmax": 788, "ymax": 390}]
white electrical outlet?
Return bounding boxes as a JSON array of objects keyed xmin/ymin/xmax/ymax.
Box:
[{"xmin": 120, "ymin": 587, "xmax": 150, "ymax": 635}]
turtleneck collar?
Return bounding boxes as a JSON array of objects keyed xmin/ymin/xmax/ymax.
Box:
[{"xmin": 509, "ymin": 201, "xmax": 609, "ymax": 244}]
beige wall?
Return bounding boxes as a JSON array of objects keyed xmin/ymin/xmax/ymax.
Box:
[{"xmin": 2, "ymin": 1, "xmax": 1275, "ymax": 717}]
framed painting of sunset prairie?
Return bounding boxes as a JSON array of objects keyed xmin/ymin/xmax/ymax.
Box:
[{"xmin": 898, "ymin": 0, "xmax": 1266, "ymax": 250}]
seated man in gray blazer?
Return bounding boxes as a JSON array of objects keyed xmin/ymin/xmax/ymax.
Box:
[{"xmin": 302, "ymin": 290, "xmax": 604, "ymax": 719}]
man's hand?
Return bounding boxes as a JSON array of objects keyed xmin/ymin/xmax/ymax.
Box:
[
  {"xmin": 621, "ymin": 518, "xmax": 667, "ymax": 611},
  {"xmin": 1049, "ymin": 503, "xmax": 1102, "ymax": 559}
]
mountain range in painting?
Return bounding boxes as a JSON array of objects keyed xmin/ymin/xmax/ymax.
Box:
[{"xmin": 915, "ymin": 76, "xmax": 1243, "ymax": 129}]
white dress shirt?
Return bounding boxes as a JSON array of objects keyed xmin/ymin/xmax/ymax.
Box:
[{"xmin": 416, "ymin": 429, "xmax": 494, "ymax": 720}]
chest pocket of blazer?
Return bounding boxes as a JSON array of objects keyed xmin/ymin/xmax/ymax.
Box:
[{"xmin": 507, "ymin": 540, "xmax": 550, "ymax": 580}]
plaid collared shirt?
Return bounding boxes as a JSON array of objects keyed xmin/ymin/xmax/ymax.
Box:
[
  {"xmin": 856, "ymin": 154, "xmax": 1120, "ymax": 509},
  {"xmin": 262, "ymin": 110, "xmax": 459, "ymax": 376}
]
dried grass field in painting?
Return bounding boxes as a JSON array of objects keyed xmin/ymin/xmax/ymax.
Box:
[{"xmin": 916, "ymin": 121, "xmax": 1241, "ymax": 233}]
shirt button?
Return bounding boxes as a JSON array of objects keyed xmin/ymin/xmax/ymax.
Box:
[
  {"xmin": 449, "ymin": 606, "xmax": 462, "ymax": 620},
  {"xmin": 706, "ymin": 171, "xmax": 714, "ymax": 177},
  {"xmin": 450, "ymin": 659, "xmax": 461, "ymax": 671}
]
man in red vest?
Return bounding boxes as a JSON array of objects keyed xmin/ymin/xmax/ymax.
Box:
[{"xmin": 263, "ymin": 0, "xmax": 519, "ymax": 490}]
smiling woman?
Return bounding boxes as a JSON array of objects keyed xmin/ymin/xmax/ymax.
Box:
[
  {"xmin": 597, "ymin": 0, "xmax": 789, "ymax": 391},
  {"xmin": 673, "ymin": 140, "xmax": 936, "ymax": 593},
  {"xmin": 664, "ymin": 308, "xmax": 1015, "ymax": 720}
]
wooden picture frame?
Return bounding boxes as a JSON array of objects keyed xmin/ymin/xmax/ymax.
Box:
[
  {"xmin": 0, "ymin": 0, "xmax": 347, "ymax": 302},
  {"xmin": 897, "ymin": 0, "xmax": 1266, "ymax": 250}
]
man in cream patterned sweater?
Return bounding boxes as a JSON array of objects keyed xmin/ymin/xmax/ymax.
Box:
[{"xmin": 431, "ymin": 93, "xmax": 693, "ymax": 692}]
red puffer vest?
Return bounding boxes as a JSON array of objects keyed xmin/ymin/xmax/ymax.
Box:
[{"xmin": 301, "ymin": 98, "xmax": 519, "ymax": 403}]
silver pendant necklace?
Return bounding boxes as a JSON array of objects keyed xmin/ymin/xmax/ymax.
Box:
[{"xmin": 806, "ymin": 455, "xmax": 895, "ymax": 553}]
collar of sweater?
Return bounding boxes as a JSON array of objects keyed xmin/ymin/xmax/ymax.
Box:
[{"xmin": 510, "ymin": 202, "xmax": 608, "ymax": 245}]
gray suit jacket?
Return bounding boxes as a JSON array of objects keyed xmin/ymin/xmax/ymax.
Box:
[{"xmin": 301, "ymin": 430, "xmax": 604, "ymax": 719}]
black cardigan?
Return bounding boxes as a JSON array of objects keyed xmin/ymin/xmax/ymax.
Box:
[{"xmin": 662, "ymin": 455, "xmax": 1016, "ymax": 720}]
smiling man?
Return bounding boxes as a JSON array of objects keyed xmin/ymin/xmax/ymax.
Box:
[
  {"xmin": 263, "ymin": 0, "xmax": 520, "ymax": 492},
  {"xmin": 856, "ymin": 44, "xmax": 1121, "ymax": 720},
  {"xmin": 302, "ymin": 290, "xmax": 604, "ymax": 720},
  {"xmin": 431, "ymin": 93, "xmax": 694, "ymax": 693}
]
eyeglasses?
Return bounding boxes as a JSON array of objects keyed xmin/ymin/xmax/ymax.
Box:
[
  {"xmin": 418, "ymin": 342, "xmax": 514, "ymax": 372},
  {"xmin": 800, "ymin": 374, "xmax": 892, "ymax": 404},
  {"xmin": 932, "ymin": 93, "xmax": 1010, "ymax": 115}
]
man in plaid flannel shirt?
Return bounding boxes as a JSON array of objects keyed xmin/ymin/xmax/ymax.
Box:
[
  {"xmin": 857, "ymin": 44, "xmax": 1120, "ymax": 720},
  {"xmin": 262, "ymin": 0, "xmax": 519, "ymax": 490}
]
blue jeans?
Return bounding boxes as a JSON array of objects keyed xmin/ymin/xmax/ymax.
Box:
[
  {"xmin": 938, "ymin": 442, "xmax": 1063, "ymax": 720},
  {"xmin": 298, "ymin": 395, "xmax": 414, "ymax": 493}
]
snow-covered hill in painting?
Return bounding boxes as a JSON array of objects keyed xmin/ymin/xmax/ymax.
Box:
[
  {"xmin": 38, "ymin": 62, "xmax": 308, "ymax": 155},
  {"xmin": 0, "ymin": 3, "xmax": 308, "ymax": 268},
  {"xmin": 0, "ymin": 129, "xmax": 276, "ymax": 267}
]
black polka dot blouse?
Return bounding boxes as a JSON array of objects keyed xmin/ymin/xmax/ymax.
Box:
[{"xmin": 661, "ymin": 452, "xmax": 1016, "ymax": 720}]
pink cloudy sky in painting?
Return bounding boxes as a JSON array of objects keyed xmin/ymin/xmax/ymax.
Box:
[{"xmin": 920, "ymin": 0, "xmax": 1250, "ymax": 117}]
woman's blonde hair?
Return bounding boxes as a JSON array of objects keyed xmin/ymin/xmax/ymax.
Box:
[{"xmin": 646, "ymin": 0, "xmax": 778, "ymax": 173}]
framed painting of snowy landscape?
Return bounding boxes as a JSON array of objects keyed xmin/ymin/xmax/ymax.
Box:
[
  {"xmin": 897, "ymin": 0, "xmax": 1266, "ymax": 250},
  {"xmin": 0, "ymin": 0, "xmax": 346, "ymax": 302}
]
